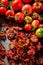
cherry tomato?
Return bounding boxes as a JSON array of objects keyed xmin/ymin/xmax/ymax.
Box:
[
  {"xmin": 1, "ymin": 0, "xmax": 9, "ymax": 6},
  {"xmin": 0, "ymin": 7, "xmax": 6, "ymax": 15},
  {"xmin": 22, "ymin": 0, "xmax": 32, "ymax": 3},
  {"xmin": 32, "ymin": 2, "xmax": 43, "ymax": 13},
  {"xmin": 32, "ymin": 20, "xmax": 39, "ymax": 29},
  {"xmin": 24, "ymin": 24, "xmax": 31, "ymax": 31},
  {"xmin": 12, "ymin": 0, "xmax": 22, "ymax": 11},
  {"xmin": 36, "ymin": 28, "xmax": 43, "ymax": 37},
  {"xmin": 15, "ymin": 12, "xmax": 24, "ymax": 23},
  {"xmin": 22, "ymin": 4, "xmax": 32, "ymax": 16},
  {"xmin": 24, "ymin": 16, "xmax": 32, "ymax": 23},
  {"xmin": 5, "ymin": 10, "xmax": 15, "ymax": 17},
  {"xmin": 32, "ymin": 12, "xmax": 39, "ymax": 19}
]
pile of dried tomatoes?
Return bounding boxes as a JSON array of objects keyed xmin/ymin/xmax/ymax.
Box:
[{"xmin": 0, "ymin": 0, "xmax": 43, "ymax": 65}]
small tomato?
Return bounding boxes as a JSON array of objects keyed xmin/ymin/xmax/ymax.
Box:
[
  {"xmin": 0, "ymin": 7, "xmax": 6, "ymax": 15},
  {"xmin": 15, "ymin": 12, "xmax": 24, "ymax": 23},
  {"xmin": 22, "ymin": 4, "xmax": 32, "ymax": 16},
  {"xmin": 32, "ymin": 12, "xmax": 39, "ymax": 19},
  {"xmin": 32, "ymin": 2, "xmax": 43, "ymax": 13},
  {"xmin": 36, "ymin": 28, "xmax": 43, "ymax": 37},
  {"xmin": 24, "ymin": 16, "xmax": 32, "ymax": 23},
  {"xmin": 32, "ymin": 20, "xmax": 39, "ymax": 29},
  {"xmin": 1, "ymin": 0, "xmax": 9, "ymax": 6},
  {"xmin": 12, "ymin": 0, "xmax": 22, "ymax": 11},
  {"xmin": 5, "ymin": 10, "xmax": 15, "ymax": 17},
  {"xmin": 24, "ymin": 24, "xmax": 31, "ymax": 31}
]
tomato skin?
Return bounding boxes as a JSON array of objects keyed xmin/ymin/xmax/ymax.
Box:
[
  {"xmin": 32, "ymin": 20, "xmax": 39, "ymax": 29},
  {"xmin": 1, "ymin": 0, "xmax": 9, "ymax": 6},
  {"xmin": 5, "ymin": 10, "xmax": 15, "ymax": 17},
  {"xmin": 24, "ymin": 16, "xmax": 32, "ymax": 23},
  {"xmin": 0, "ymin": 7, "xmax": 6, "ymax": 15},
  {"xmin": 32, "ymin": 12, "xmax": 39, "ymax": 19},
  {"xmin": 12, "ymin": 0, "xmax": 22, "ymax": 11},
  {"xmin": 24, "ymin": 24, "xmax": 31, "ymax": 31},
  {"xmin": 22, "ymin": 4, "xmax": 32, "ymax": 16},
  {"xmin": 36, "ymin": 28, "xmax": 43, "ymax": 37},
  {"xmin": 15, "ymin": 12, "xmax": 24, "ymax": 23},
  {"xmin": 32, "ymin": 2, "xmax": 43, "ymax": 13},
  {"xmin": 22, "ymin": 0, "xmax": 32, "ymax": 3}
]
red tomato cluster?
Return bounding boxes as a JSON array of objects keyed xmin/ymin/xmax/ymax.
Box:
[
  {"xmin": 0, "ymin": 0, "xmax": 43, "ymax": 32},
  {"xmin": 0, "ymin": 0, "xmax": 43, "ymax": 31}
]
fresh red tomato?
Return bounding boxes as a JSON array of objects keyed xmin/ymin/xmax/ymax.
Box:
[
  {"xmin": 24, "ymin": 24, "xmax": 31, "ymax": 31},
  {"xmin": 12, "ymin": 0, "xmax": 22, "ymax": 11},
  {"xmin": 22, "ymin": 0, "xmax": 32, "ymax": 3},
  {"xmin": 32, "ymin": 20, "xmax": 40, "ymax": 29},
  {"xmin": 22, "ymin": 4, "xmax": 32, "ymax": 16},
  {"xmin": 15, "ymin": 12, "xmax": 24, "ymax": 23},
  {"xmin": 1, "ymin": 0, "xmax": 8, "ymax": 6},
  {"xmin": 5, "ymin": 10, "xmax": 15, "ymax": 17},
  {"xmin": 32, "ymin": 2, "xmax": 43, "ymax": 13},
  {"xmin": 0, "ymin": 7, "xmax": 6, "ymax": 15}
]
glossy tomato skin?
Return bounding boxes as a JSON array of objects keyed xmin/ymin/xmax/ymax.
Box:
[
  {"xmin": 24, "ymin": 24, "xmax": 31, "ymax": 31},
  {"xmin": 32, "ymin": 20, "xmax": 39, "ymax": 29},
  {"xmin": 22, "ymin": 0, "xmax": 32, "ymax": 3},
  {"xmin": 22, "ymin": 4, "xmax": 32, "ymax": 16},
  {"xmin": 12, "ymin": 0, "xmax": 22, "ymax": 11},
  {"xmin": 1, "ymin": 0, "xmax": 9, "ymax": 6},
  {"xmin": 15, "ymin": 12, "xmax": 24, "ymax": 23},
  {"xmin": 36, "ymin": 28, "xmax": 43, "ymax": 38},
  {"xmin": 5, "ymin": 10, "xmax": 15, "ymax": 17},
  {"xmin": 35, "ymin": 0, "xmax": 43, "ymax": 2},
  {"xmin": 0, "ymin": 7, "xmax": 6, "ymax": 15},
  {"xmin": 32, "ymin": 2, "xmax": 43, "ymax": 13}
]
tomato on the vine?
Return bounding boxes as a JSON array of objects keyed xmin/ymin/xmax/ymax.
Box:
[
  {"xmin": 15, "ymin": 12, "xmax": 24, "ymax": 23},
  {"xmin": 5, "ymin": 10, "xmax": 15, "ymax": 17},
  {"xmin": 22, "ymin": 0, "xmax": 32, "ymax": 3},
  {"xmin": 0, "ymin": 7, "xmax": 6, "ymax": 15},
  {"xmin": 22, "ymin": 4, "xmax": 32, "ymax": 16},
  {"xmin": 32, "ymin": 2, "xmax": 43, "ymax": 13},
  {"xmin": 24, "ymin": 24, "xmax": 31, "ymax": 31},
  {"xmin": 12, "ymin": 0, "xmax": 22, "ymax": 11},
  {"xmin": 1, "ymin": 0, "xmax": 9, "ymax": 6}
]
